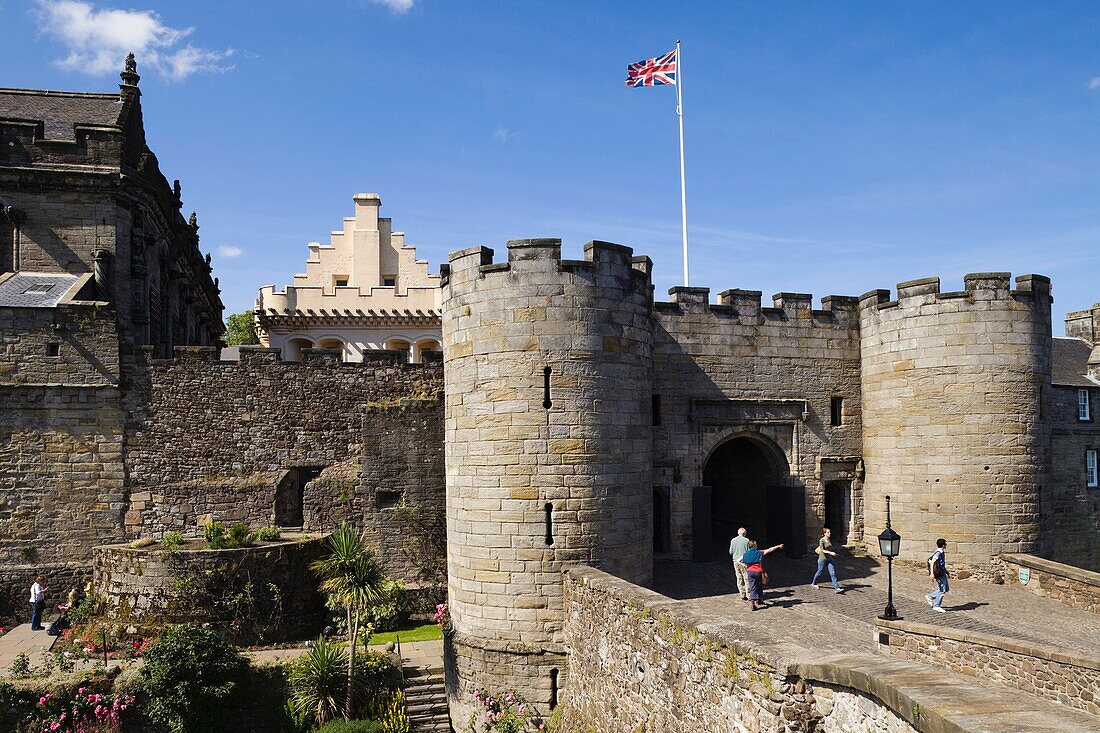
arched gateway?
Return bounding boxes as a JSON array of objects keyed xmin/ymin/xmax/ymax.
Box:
[{"xmin": 701, "ymin": 434, "xmax": 799, "ymax": 560}]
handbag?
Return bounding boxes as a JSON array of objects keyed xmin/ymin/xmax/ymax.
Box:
[{"xmin": 761, "ymin": 571, "xmax": 769, "ymax": 586}]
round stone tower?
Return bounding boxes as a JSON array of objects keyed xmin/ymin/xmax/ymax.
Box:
[
  {"xmin": 442, "ymin": 239, "xmax": 654, "ymax": 720},
  {"xmin": 858, "ymin": 273, "xmax": 1052, "ymax": 578}
]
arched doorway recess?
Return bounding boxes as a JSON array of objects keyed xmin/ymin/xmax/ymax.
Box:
[{"xmin": 702, "ymin": 435, "xmax": 798, "ymax": 559}]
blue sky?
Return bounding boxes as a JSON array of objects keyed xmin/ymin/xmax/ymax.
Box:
[{"xmin": 3, "ymin": 1, "xmax": 1099, "ymax": 329}]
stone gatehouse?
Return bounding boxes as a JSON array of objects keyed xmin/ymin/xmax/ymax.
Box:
[{"xmin": 0, "ymin": 61, "xmax": 1098, "ymax": 731}]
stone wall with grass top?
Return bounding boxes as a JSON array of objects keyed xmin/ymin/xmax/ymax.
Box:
[{"xmin": 91, "ymin": 533, "xmax": 327, "ymax": 644}]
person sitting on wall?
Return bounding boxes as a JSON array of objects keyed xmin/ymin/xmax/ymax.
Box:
[{"xmin": 741, "ymin": 541, "xmax": 784, "ymax": 611}]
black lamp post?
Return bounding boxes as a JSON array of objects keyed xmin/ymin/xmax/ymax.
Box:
[{"xmin": 877, "ymin": 495, "xmax": 901, "ymax": 621}]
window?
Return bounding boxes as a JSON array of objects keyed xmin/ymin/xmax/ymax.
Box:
[
  {"xmin": 1088, "ymin": 450, "xmax": 1098, "ymax": 488},
  {"xmin": 651, "ymin": 394, "xmax": 662, "ymax": 426},
  {"xmin": 382, "ymin": 276, "xmax": 396, "ymax": 287},
  {"xmin": 335, "ymin": 278, "xmax": 348, "ymax": 287},
  {"xmin": 1079, "ymin": 389, "xmax": 1092, "ymax": 422},
  {"xmin": 45, "ymin": 342, "xmax": 60, "ymax": 357},
  {"xmin": 24, "ymin": 283, "xmax": 55, "ymax": 294},
  {"xmin": 830, "ymin": 396, "xmax": 844, "ymax": 426}
]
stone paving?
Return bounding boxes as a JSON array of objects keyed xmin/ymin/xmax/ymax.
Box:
[
  {"xmin": 0, "ymin": 623, "xmax": 57, "ymax": 672},
  {"xmin": 654, "ymin": 551, "xmax": 1100, "ymax": 663}
]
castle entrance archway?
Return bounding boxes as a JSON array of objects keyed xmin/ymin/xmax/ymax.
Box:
[{"xmin": 702, "ymin": 435, "xmax": 795, "ymax": 559}]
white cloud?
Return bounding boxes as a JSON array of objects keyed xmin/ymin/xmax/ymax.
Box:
[
  {"xmin": 1089, "ymin": 77, "xmax": 1100, "ymax": 90},
  {"xmin": 218, "ymin": 245, "xmax": 244, "ymax": 258},
  {"xmin": 35, "ymin": 0, "xmax": 234, "ymax": 80},
  {"xmin": 366, "ymin": 0, "xmax": 414, "ymax": 12},
  {"xmin": 492, "ymin": 127, "xmax": 519, "ymax": 143}
]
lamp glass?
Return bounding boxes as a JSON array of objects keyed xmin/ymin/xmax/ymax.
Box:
[{"xmin": 877, "ymin": 527, "xmax": 901, "ymax": 557}]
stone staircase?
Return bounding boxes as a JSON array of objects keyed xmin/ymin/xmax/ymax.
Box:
[{"xmin": 403, "ymin": 663, "xmax": 451, "ymax": 733}]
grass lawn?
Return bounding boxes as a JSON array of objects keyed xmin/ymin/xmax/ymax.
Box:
[{"xmin": 367, "ymin": 622, "xmax": 442, "ymax": 646}]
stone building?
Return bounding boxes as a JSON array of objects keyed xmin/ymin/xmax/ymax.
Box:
[
  {"xmin": 255, "ymin": 193, "xmax": 442, "ymax": 362},
  {"xmin": 0, "ymin": 56, "xmax": 221, "ymax": 609},
  {"xmin": 440, "ymin": 239, "xmax": 1100, "ymax": 720}
]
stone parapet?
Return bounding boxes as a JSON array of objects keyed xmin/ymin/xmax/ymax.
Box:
[
  {"xmin": 998, "ymin": 553, "xmax": 1100, "ymax": 613},
  {"xmin": 565, "ymin": 565, "xmax": 1099, "ymax": 733},
  {"xmin": 875, "ymin": 617, "xmax": 1100, "ymax": 716}
]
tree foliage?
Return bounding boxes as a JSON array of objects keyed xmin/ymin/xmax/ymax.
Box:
[
  {"xmin": 223, "ymin": 311, "xmax": 259, "ymax": 345},
  {"xmin": 139, "ymin": 624, "xmax": 248, "ymax": 733}
]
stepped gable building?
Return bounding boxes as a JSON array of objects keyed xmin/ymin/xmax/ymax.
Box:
[
  {"xmin": 255, "ymin": 193, "xmax": 442, "ymax": 362},
  {"xmin": 441, "ymin": 239, "xmax": 1100, "ymax": 720}
]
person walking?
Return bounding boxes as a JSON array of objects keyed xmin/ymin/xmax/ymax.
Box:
[
  {"xmin": 925, "ymin": 538, "xmax": 949, "ymax": 613},
  {"xmin": 741, "ymin": 540, "xmax": 784, "ymax": 611},
  {"xmin": 29, "ymin": 576, "xmax": 47, "ymax": 631},
  {"xmin": 811, "ymin": 527, "xmax": 842, "ymax": 593},
  {"xmin": 728, "ymin": 527, "xmax": 751, "ymax": 601}
]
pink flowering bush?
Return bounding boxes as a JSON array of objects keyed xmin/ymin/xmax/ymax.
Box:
[
  {"xmin": 32, "ymin": 687, "xmax": 136, "ymax": 733},
  {"xmin": 466, "ymin": 688, "xmax": 543, "ymax": 733},
  {"xmin": 431, "ymin": 603, "xmax": 448, "ymax": 626}
]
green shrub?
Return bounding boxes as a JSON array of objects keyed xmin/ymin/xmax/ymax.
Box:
[
  {"xmin": 255, "ymin": 525, "xmax": 282, "ymax": 541},
  {"xmin": 160, "ymin": 531, "xmax": 184, "ymax": 551},
  {"xmin": 140, "ymin": 624, "xmax": 248, "ymax": 733},
  {"xmin": 203, "ymin": 521, "xmax": 226, "ymax": 548},
  {"xmin": 227, "ymin": 522, "xmax": 255, "ymax": 547},
  {"xmin": 316, "ymin": 720, "xmax": 385, "ymax": 733},
  {"xmin": 362, "ymin": 578, "xmax": 411, "ymax": 632}
]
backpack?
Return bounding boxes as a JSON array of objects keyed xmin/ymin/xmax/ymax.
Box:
[
  {"xmin": 46, "ymin": 615, "xmax": 69, "ymax": 636},
  {"xmin": 929, "ymin": 550, "xmax": 946, "ymax": 579}
]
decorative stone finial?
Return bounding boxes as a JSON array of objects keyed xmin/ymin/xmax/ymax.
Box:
[
  {"xmin": 172, "ymin": 180, "xmax": 182, "ymax": 202},
  {"xmin": 188, "ymin": 211, "xmax": 198, "ymax": 231},
  {"xmin": 120, "ymin": 53, "xmax": 140, "ymax": 86},
  {"xmin": 205, "ymin": 253, "xmax": 212, "ymax": 267}
]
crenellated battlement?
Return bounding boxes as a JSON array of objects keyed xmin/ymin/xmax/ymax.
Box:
[
  {"xmin": 655, "ymin": 286, "xmax": 860, "ymax": 330},
  {"xmin": 443, "ymin": 238, "xmax": 652, "ymax": 297},
  {"xmin": 858, "ymin": 272, "xmax": 1052, "ymax": 313}
]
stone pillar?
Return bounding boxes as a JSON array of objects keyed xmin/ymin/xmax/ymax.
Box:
[{"xmin": 442, "ymin": 239, "xmax": 654, "ymax": 722}]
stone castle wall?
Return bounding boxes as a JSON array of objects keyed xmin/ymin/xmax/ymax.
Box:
[
  {"xmin": 858, "ymin": 274, "xmax": 1052, "ymax": 576},
  {"xmin": 1, "ymin": 304, "xmax": 127, "ymax": 569},
  {"xmin": 0, "ymin": 339, "xmax": 446, "ymax": 623},
  {"xmin": 442, "ymin": 239, "xmax": 654, "ymax": 721},
  {"xmin": 653, "ymin": 288, "xmax": 863, "ymax": 557},
  {"xmin": 123, "ymin": 347, "xmax": 444, "ymax": 575}
]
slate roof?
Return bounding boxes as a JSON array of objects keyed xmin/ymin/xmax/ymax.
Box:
[
  {"xmin": 0, "ymin": 272, "xmax": 80, "ymax": 308},
  {"xmin": 0, "ymin": 88, "xmax": 122, "ymax": 142},
  {"xmin": 1052, "ymin": 337, "xmax": 1099, "ymax": 387}
]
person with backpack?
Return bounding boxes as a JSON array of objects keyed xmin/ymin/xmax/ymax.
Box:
[{"xmin": 925, "ymin": 538, "xmax": 949, "ymax": 613}]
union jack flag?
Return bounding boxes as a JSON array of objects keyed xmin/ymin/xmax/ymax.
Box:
[{"xmin": 626, "ymin": 49, "xmax": 677, "ymax": 87}]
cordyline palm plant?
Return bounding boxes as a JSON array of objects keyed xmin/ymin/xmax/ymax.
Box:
[
  {"xmin": 288, "ymin": 635, "xmax": 347, "ymax": 726},
  {"xmin": 311, "ymin": 523, "xmax": 387, "ymax": 720}
]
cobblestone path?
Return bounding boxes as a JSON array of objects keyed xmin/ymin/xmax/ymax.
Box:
[{"xmin": 653, "ymin": 552, "xmax": 1100, "ymax": 662}]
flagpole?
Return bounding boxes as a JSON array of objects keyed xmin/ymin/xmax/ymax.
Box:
[{"xmin": 675, "ymin": 39, "xmax": 689, "ymax": 286}]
